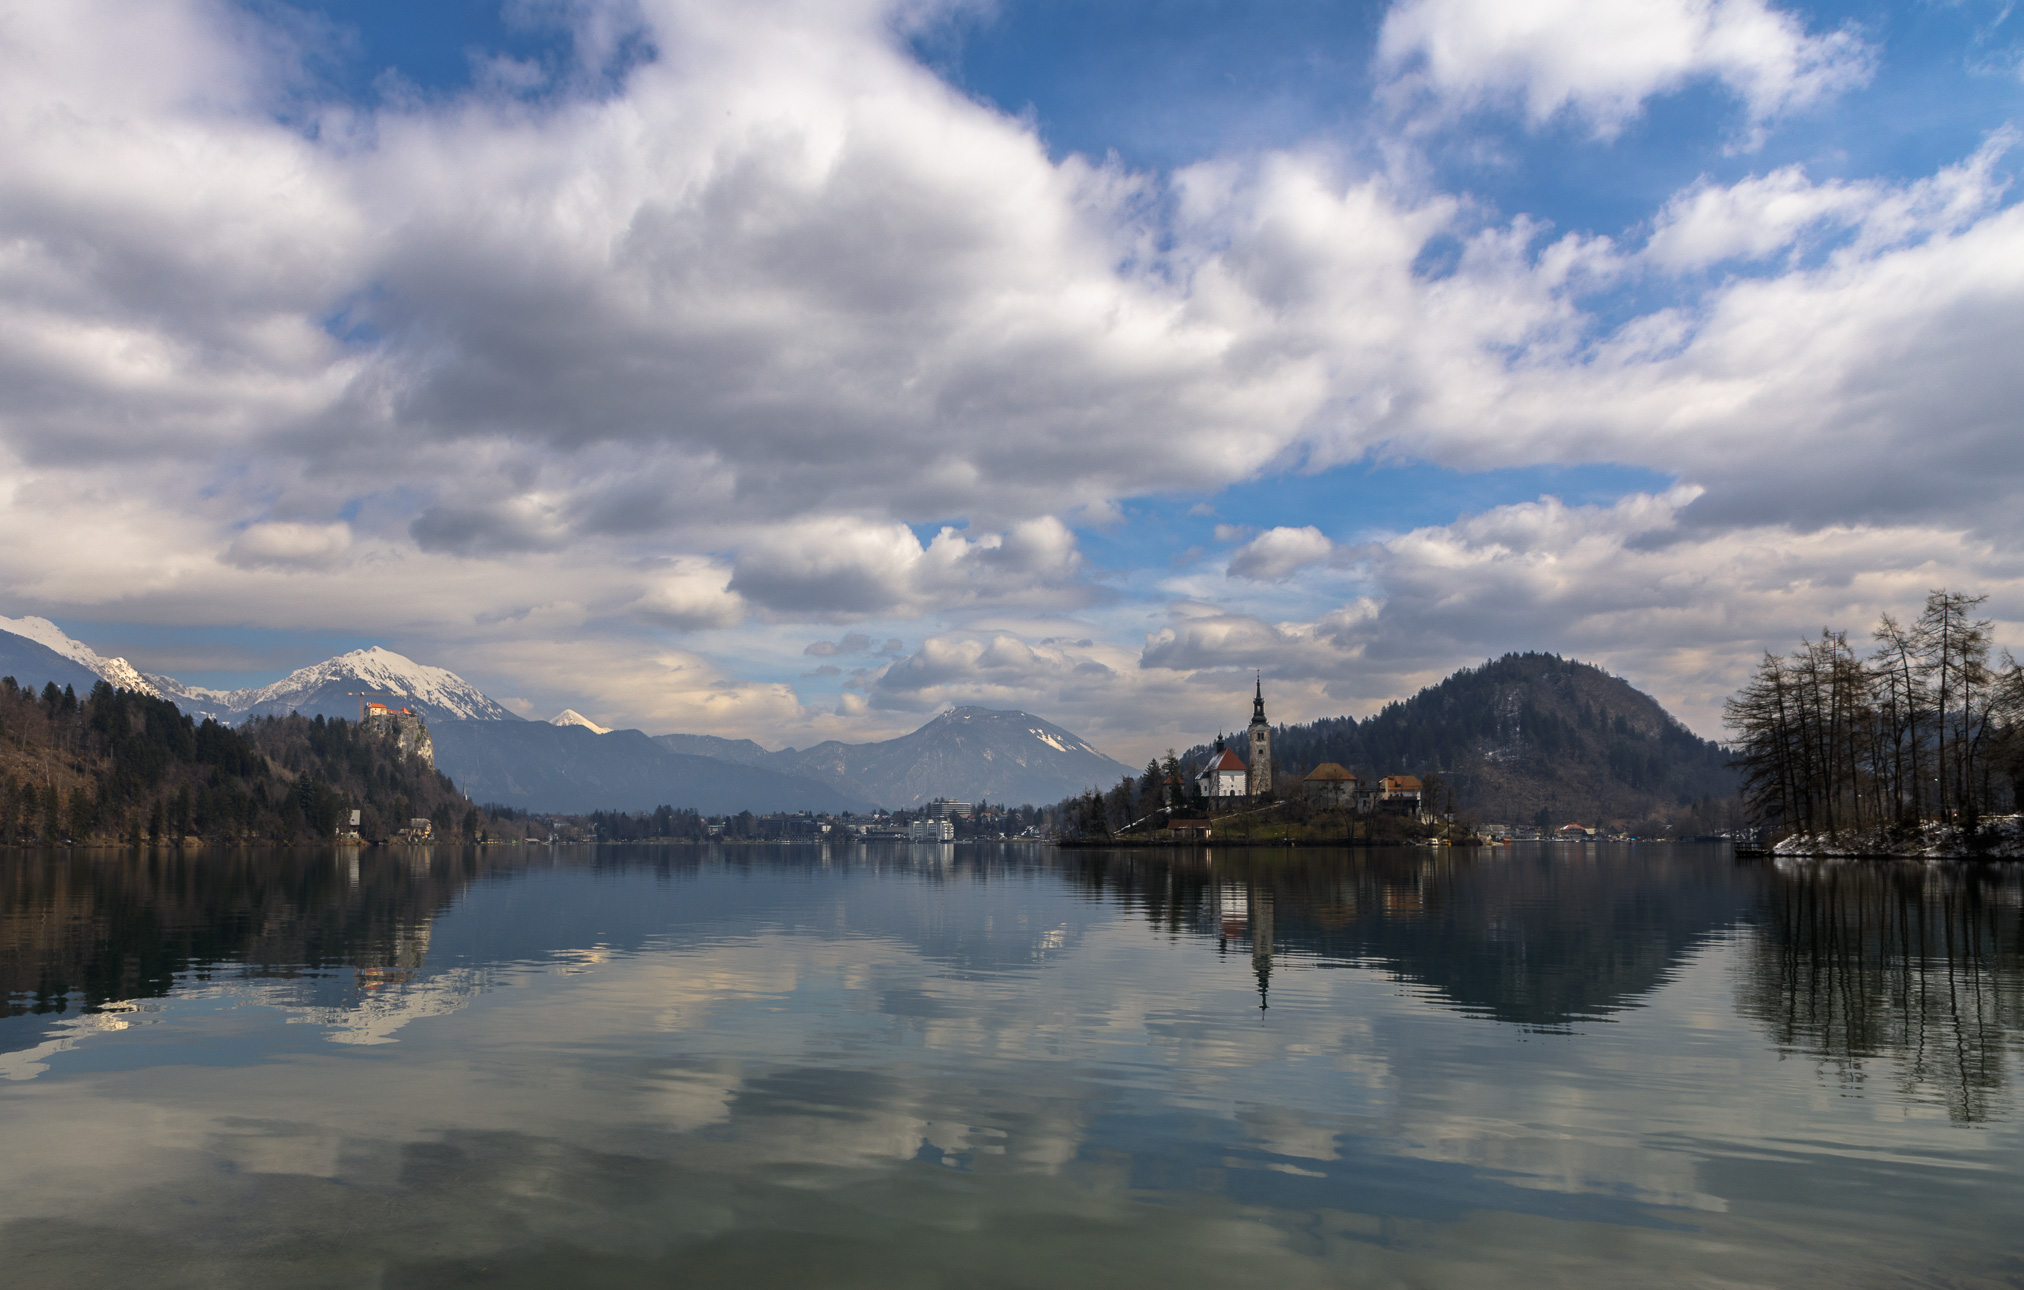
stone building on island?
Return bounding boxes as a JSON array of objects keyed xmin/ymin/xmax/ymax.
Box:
[{"xmin": 1302, "ymin": 762, "xmax": 1357, "ymax": 805}]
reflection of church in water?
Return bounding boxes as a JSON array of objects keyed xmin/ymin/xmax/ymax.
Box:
[{"xmin": 1214, "ymin": 883, "xmax": 1275, "ymax": 1010}]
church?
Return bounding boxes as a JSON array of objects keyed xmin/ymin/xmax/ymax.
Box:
[{"xmin": 1196, "ymin": 676, "xmax": 1274, "ymax": 799}]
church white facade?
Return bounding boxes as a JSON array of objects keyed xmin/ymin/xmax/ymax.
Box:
[
  {"xmin": 1197, "ymin": 677, "xmax": 1275, "ymax": 799},
  {"xmin": 1197, "ymin": 747, "xmax": 1248, "ymax": 797}
]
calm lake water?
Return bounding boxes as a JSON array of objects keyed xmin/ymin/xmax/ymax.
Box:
[{"xmin": 2, "ymin": 842, "xmax": 2021, "ymax": 1287}]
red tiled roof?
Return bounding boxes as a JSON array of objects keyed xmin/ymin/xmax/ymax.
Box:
[
  {"xmin": 1304, "ymin": 762, "xmax": 1355, "ymax": 781},
  {"xmin": 1382, "ymin": 775, "xmax": 1423, "ymax": 791},
  {"xmin": 1207, "ymin": 749, "xmax": 1247, "ymax": 772}
]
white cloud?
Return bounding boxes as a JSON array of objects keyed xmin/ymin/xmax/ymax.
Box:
[
  {"xmin": 0, "ymin": 0, "xmax": 1995, "ymax": 582},
  {"xmin": 1227, "ymin": 526, "xmax": 1336, "ymax": 581},
  {"xmin": 805, "ymin": 633, "xmax": 874, "ymax": 657},
  {"xmin": 1644, "ymin": 132, "xmax": 2015, "ymax": 270},
  {"xmin": 0, "ymin": 0, "xmax": 2017, "ymax": 752},
  {"xmin": 630, "ymin": 558, "xmax": 746, "ymax": 630},
  {"xmin": 1643, "ymin": 167, "xmax": 1876, "ymax": 270},
  {"xmin": 1377, "ymin": 0, "xmax": 1873, "ymax": 138},
  {"xmin": 222, "ymin": 521, "xmax": 353, "ymax": 571},
  {"xmin": 463, "ymin": 636, "xmax": 806, "ymax": 737},
  {"xmin": 729, "ymin": 516, "xmax": 1086, "ymax": 618}
]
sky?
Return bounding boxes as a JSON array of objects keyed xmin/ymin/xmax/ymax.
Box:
[{"xmin": 1, "ymin": 0, "xmax": 2021, "ymax": 762}]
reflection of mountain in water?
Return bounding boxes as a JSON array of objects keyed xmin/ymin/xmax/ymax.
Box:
[
  {"xmin": 1061, "ymin": 845, "xmax": 1759, "ymax": 1028},
  {"xmin": 1738, "ymin": 860, "xmax": 2024, "ymax": 1123}
]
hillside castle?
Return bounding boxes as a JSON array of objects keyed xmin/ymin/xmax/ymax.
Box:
[{"xmin": 363, "ymin": 702, "xmax": 435, "ymax": 768}]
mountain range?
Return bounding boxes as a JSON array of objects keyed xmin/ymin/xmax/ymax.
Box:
[
  {"xmin": 429, "ymin": 707, "xmax": 1134, "ymax": 815},
  {"xmin": 0, "ymin": 617, "xmax": 513, "ymax": 724},
  {"xmin": 0, "ymin": 617, "xmax": 1135, "ymax": 813},
  {"xmin": 2, "ymin": 620, "xmax": 1735, "ymax": 824},
  {"xmin": 430, "ymin": 721, "xmax": 874, "ymax": 816},
  {"xmin": 692, "ymin": 707, "xmax": 1135, "ymax": 809}
]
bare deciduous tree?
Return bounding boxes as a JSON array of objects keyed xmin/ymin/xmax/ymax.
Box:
[{"xmin": 1728, "ymin": 590, "xmax": 2022, "ymax": 840}]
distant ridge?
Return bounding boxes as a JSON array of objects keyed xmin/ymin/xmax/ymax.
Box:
[
  {"xmin": 431, "ymin": 720, "xmax": 871, "ymax": 815},
  {"xmin": 662, "ymin": 706, "xmax": 1135, "ymax": 808},
  {"xmin": 652, "ymin": 732, "xmax": 773, "ymax": 766}
]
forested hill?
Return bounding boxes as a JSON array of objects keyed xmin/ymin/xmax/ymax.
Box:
[
  {"xmin": 0, "ymin": 678, "xmax": 489, "ymax": 844},
  {"xmin": 1195, "ymin": 654, "xmax": 1738, "ymax": 828}
]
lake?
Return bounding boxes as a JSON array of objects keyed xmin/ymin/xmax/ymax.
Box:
[{"xmin": 2, "ymin": 842, "xmax": 2020, "ymax": 1287}]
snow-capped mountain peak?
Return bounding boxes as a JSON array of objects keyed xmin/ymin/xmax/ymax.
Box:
[
  {"xmin": 0, "ymin": 615, "xmax": 160, "ymax": 697},
  {"xmin": 551, "ymin": 709, "xmax": 611, "ymax": 734},
  {"xmin": 0, "ymin": 622, "xmax": 521, "ymax": 725},
  {"xmin": 225, "ymin": 646, "xmax": 518, "ymax": 722}
]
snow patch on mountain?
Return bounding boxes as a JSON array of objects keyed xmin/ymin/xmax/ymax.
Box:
[
  {"xmin": 551, "ymin": 709, "xmax": 611, "ymax": 734},
  {"xmin": 0, "ymin": 615, "xmax": 160, "ymax": 697}
]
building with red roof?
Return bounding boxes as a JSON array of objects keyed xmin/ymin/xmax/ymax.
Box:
[{"xmin": 1197, "ymin": 747, "xmax": 1249, "ymax": 798}]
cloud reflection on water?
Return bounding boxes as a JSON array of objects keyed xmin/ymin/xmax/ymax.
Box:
[{"xmin": 0, "ymin": 844, "xmax": 2020, "ymax": 1287}]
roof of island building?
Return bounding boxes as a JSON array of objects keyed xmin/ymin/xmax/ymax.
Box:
[
  {"xmin": 1381, "ymin": 775, "xmax": 1423, "ymax": 791},
  {"xmin": 1303, "ymin": 763, "xmax": 1356, "ymax": 781},
  {"xmin": 1206, "ymin": 749, "xmax": 1248, "ymax": 772}
]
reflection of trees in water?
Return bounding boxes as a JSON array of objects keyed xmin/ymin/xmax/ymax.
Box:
[
  {"xmin": 1738, "ymin": 861, "xmax": 2024, "ymax": 1123},
  {"xmin": 0, "ymin": 843, "xmax": 1074, "ymax": 1022},
  {"xmin": 0, "ymin": 847, "xmax": 495, "ymax": 1017},
  {"xmin": 1062, "ymin": 845, "xmax": 1756, "ymax": 1028}
]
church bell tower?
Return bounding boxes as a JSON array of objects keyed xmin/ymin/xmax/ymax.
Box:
[{"xmin": 1246, "ymin": 674, "xmax": 1272, "ymax": 797}]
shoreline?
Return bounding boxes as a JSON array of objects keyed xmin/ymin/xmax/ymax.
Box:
[{"xmin": 1768, "ymin": 815, "xmax": 2024, "ymax": 861}]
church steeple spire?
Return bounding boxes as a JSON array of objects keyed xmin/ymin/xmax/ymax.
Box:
[{"xmin": 1245, "ymin": 673, "xmax": 1272, "ymax": 797}]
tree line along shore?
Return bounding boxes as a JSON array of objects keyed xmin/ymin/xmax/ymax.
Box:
[{"xmin": 1727, "ymin": 589, "xmax": 2024, "ymax": 858}]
